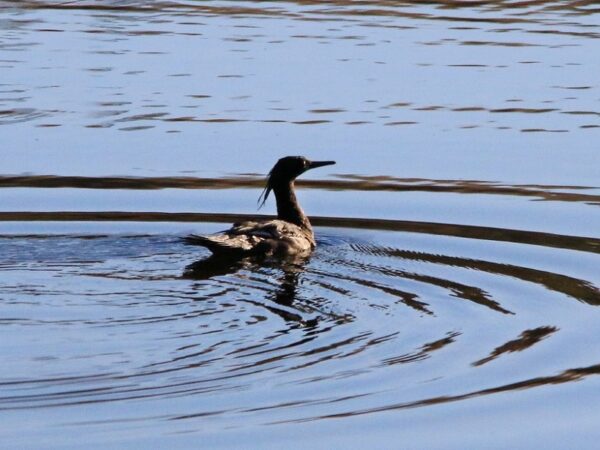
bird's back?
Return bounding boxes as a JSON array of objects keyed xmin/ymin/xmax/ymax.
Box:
[{"xmin": 184, "ymin": 219, "xmax": 315, "ymax": 257}]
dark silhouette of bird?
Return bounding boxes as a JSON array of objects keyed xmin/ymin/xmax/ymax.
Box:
[{"xmin": 183, "ymin": 156, "xmax": 335, "ymax": 257}]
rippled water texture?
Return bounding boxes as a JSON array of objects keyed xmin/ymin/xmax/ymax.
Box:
[{"xmin": 1, "ymin": 1, "xmax": 600, "ymax": 449}]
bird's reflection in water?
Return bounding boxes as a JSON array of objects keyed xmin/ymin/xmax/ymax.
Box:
[
  {"xmin": 183, "ymin": 253, "xmax": 317, "ymax": 326},
  {"xmin": 183, "ymin": 254, "xmax": 257, "ymax": 280}
]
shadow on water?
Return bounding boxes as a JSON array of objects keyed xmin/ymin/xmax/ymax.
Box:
[
  {"xmin": 183, "ymin": 252, "xmax": 317, "ymax": 324},
  {"xmin": 183, "ymin": 254, "xmax": 258, "ymax": 281}
]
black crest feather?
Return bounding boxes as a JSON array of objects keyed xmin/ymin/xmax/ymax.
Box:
[{"xmin": 257, "ymin": 169, "xmax": 273, "ymax": 209}]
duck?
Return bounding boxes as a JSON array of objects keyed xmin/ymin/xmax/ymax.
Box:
[{"xmin": 183, "ymin": 156, "xmax": 335, "ymax": 257}]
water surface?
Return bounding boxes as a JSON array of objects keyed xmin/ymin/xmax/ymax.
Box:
[{"xmin": 1, "ymin": 1, "xmax": 599, "ymax": 448}]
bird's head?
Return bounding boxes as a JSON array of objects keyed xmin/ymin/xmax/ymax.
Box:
[{"xmin": 258, "ymin": 156, "xmax": 335, "ymax": 208}]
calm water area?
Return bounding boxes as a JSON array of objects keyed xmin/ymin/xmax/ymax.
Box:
[{"xmin": 1, "ymin": 1, "xmax": 600, "ymax": 448}]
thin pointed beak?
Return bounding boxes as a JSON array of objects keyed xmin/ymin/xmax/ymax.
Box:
[{"xmin": 308, "ymin": 160, "xmax": 336, "ymax": 170}]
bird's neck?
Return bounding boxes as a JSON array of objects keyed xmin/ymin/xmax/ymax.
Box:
[{"xmin": 273, "ymin": 181, "xmax": 312, "ymax": 230}]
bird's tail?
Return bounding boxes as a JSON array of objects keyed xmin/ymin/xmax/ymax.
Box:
[{"xmin": 181, "ymin": 234, "xmax": 245, "ymax": 255}]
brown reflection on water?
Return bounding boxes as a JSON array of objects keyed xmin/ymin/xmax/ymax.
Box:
[
  {"xmin": 12, "ymin": 1, "xmax": 292, "ymax": 17},
  {"xmin": 360, "ymin": 247, "xmax": 600, "ymax": 305},
  {"xmin": 276, "ymin": 362, "xmax": 600, "ymax": 423},
  {"xmin": 76, "ymin": 98, "xmax": 599, "ymax": 130},
  {"xmin": 5, "ymin": 0, "xmax": 599, "ymax": 133},
  {"xmin": 332, "ymin": 248, "xmax": 513, "ymax": 314},
  {"xmin": 1, "ymin": 211, "xmax": 599, "ymax": 254},
  {"xmin": 381, "ymin": 331, "xmax": 461, "ymax": 365},
  {"xmin": 473, "ymin": 325, "xmax": 558, "ymax": 366},
  {"xmin": 309, "ymin": 265, "xmax": 435, "ymax": 315},
  {"xmin": 0, "ymin": 108, "xmax": 50, "ymax": 125},
  {"xmin": 13, "ymin": 0, "xmax": 600, "ymax": 27},
  {"xmin": 1, "ymin": 175, "xmax": 599, "ymax": 206}
]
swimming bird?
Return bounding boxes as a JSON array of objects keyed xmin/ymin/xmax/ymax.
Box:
[{"xmin": 183, "ymin": 156, "xmax": 335, "ymax": 257}]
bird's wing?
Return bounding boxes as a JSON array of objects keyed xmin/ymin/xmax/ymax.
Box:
[
  {"xmin": 183, "ymin": 232, "xmax": 260, "ymax": 253},
  {"xmin": 184, "ymin": 220, "xmax": 312, "ymax": 255},
  {"xmin": 230, "ymin": 220, "xmax": 304, "ymax": 239}
]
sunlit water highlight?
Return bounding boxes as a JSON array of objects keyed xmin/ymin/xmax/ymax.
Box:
[{"xmin": 1, "ymin": 1, "xmax": 600, "ymax": 448}]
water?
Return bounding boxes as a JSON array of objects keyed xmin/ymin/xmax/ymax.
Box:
[{"xmin": 1, "ymin": 1, "xmax": 599, "ymax": 448}]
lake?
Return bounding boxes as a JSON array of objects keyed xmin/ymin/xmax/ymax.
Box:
[{"xmin": 1, "ymin": 1, "xmax": 599, "ymax": 448}]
